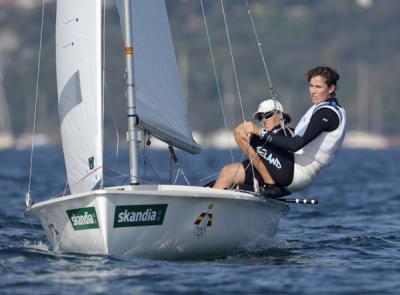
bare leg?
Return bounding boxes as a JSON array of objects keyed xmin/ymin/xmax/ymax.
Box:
[
  {"xmin": 234, "ymin": 123, "xmax": 275, "ymax": 185},
  {"xmin": 213, "ymin": 162, "xmax": 245, "ymax": 189}
]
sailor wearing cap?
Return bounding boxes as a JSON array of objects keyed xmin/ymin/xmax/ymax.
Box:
[
  {"xmin": 213, "ymin": 98, "xmax": 295, "ymax": 197},
  {"xmin": 213, "ymin": 66, "xmax": 346, "ymax": 198},
  {"xmin": 257, "ymin": 66, "xmax": 346, "ymax": 192}
]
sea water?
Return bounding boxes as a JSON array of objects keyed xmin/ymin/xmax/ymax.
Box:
[{"xmin": 0, "ymin": 147, "xmax": 399, "ymax": 294}]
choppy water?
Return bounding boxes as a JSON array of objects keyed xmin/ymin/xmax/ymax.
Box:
[{"xmin": 1, "ymin": 147, "xmax": 399, "ymax": 294}]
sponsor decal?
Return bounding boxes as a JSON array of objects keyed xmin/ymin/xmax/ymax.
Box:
[
  {"xmin": 67, "ymin": 207, "xmax": 99, "ymax": 230},
  {"xmin": 113, "ymin": 204, "xmax": 168, "ymax": 228},
  {"xmin": 88, "ymin": 156, "xmax": 95, "ymax": 170},
  {"xmin": 194, "ymin": 204, "xmax": 213, "ymax": 239}
]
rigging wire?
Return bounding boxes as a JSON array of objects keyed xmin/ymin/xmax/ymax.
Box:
[
  {"xmin": 220, "ymin": 0, "xmax": 246, "ymax": 122},
  {"xmin": 244, "ymin": 0, "xmax": 278, "ymax": 101},
  {"xmin": 218, "ymin": 1, "xmax": 282, "ymax": 191},
  {"xmin": 220, "ymin": 0, "xmax": 262, "ymax": 191},
  {"xmin": 244, "ymin": 0, "xmax": 271, "ymax": 191},
  {"xmin": 26, "ymin": 0, "xmax": 46, "ymax": 207},
  {"xmin": 200, "ymin": 0, "xmax": 254, "ymax": 189},
  {"xmin": 143, "ymin": 136, "xmax": 149, "ymax": 181},
  {"xmin": 244, "ymin": 0, "xmax": 286, "ymax": 135},
  {"xmin": 219, "ymin": 0, "xmax": 260, "ymax": 190},
  {"xmin": 168, "ymin": 145, "xmax": 191, "ymax": 185},
  {"xmin": 242, "ymin": 0, "xmax": 285, "ymax": 189},
  {"xmin": 199, "ymin": 0, "xmax": 234, "ymax": 164}
]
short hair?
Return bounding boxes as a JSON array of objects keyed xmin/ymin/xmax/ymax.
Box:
[
  {"xmin": 282, "ymin": 113, "xmax": 291, "ymax": 124},
  {"xmin": 306, "ymin": 65, "xmax": 340, "ymax": 87}
]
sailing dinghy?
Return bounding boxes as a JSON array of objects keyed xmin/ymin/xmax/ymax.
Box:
[{"xmin": 25, "ymin": 0, "xmax": 289, "ymax": 259}]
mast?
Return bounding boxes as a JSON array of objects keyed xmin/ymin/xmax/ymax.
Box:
[{"xmin": 123, "ymin": 0, "xmax": 140, "ymax": 185}]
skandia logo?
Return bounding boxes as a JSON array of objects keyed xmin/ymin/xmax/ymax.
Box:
[
  {"xmin": 66, "ymin": 207, "xmax": 99, "ymax": 230},
  {"xmin": 71, "ymin": 212, "xmax": 95, "ymax": 226},
  {"xmin": 113, "ymin": 204, "xmax": 168, "ymax": 228}
]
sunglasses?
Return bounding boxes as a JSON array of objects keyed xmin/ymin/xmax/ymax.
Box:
[{"xmin": 258, "ymin": 111, "xmax": 275, "ymax": 121}]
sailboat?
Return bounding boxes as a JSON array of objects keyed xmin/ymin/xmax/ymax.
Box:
[
  {"xmin": 0, "ymin": 67, "xmax": 15, "ymax": 150},
  {"xmin": 25, "ymin": 0, "xmax": 288, "ymax": 259}
]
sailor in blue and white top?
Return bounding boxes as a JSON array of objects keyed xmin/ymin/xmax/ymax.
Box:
[{"xmin": 259, "ymin": 65, "xmax": 346, "ymax": 192}]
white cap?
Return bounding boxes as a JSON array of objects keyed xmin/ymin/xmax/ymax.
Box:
[{"xmin": 253, "ymin": 99, "xmax": 283, "ymax": 119}]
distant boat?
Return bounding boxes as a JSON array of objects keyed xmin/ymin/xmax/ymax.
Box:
[
  {"xmin": 15, "ymin": 132, "xmax": 50, "ymax": 150},
  {"xmin": 343, "ymin": 130, "xmax": 389, "ymax": 150},
  {"xmin": 25, "ymin": 1, "xmax": 288, "ymax": 259},
  {"xmin": 0, "ymin": 68, "xmax": 15, "ymax": 150},
  {"xmin": 205, "ymin": 129, "xmax": 237, "ymax": 149},
  {"xmin": 0, "ymin": 131, "xmax": 14, "ymax": 150}
]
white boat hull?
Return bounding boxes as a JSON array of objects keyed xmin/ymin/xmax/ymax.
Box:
[{"xmin": 26, "ymin": 185, "xmax": 288, "ymax": 260}]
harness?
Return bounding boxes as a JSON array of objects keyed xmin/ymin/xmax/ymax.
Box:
[
  {"xmin": 312, "ymin": 101, "xmax": 343, "ymax": 122},
  {"xmin": 271, "ymin": 125, "xmax": 295, "ymax": 137}
]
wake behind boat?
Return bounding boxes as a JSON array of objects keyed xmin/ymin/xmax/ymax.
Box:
[{"xmin": 25, "ymin": 0, "xmax": 291, "ymax": 259}]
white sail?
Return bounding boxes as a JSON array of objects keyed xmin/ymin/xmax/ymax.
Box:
[
  {"xmin": 116, "ymin": 0, "xmax": 201, "ymax": 154},
  {"xmin": 56, "ymin": 0, "xmax": 103, "ymax": 194}
]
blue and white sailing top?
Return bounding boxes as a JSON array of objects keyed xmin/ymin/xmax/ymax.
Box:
[{"xmin": 294, "ymin": 101, "xmax": 346, "ymax": 169}]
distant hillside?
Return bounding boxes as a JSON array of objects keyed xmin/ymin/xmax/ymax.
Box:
[{"xmin": 1, "ymin": 0, "xmax": 399, "ymax": 142}]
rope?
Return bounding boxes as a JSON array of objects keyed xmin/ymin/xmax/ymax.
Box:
[
  {"xmin": 279, "ymin": 112, "xmax": 287, "ymax": 136},
  {"xmin": 243, "ymin": 1, "xmax": 285, "ymax": 189},
  {"xmin": 139, "ymin": 135, "xmax": 162, "ymax": 183},
  {"xmin": 26, "ymin": 0, "xmax": 46, "ymax": 202},
  {"xmin": 244, "ymin": 0, "xmax": 278, "ymax": 101},
  {"xmin": 219, "ymin": 0, "xmax": 252, "ymax": 189},
  {"xmin": 199, "ymin": 0, "xmax": 234, "ymax": 164},
  {"xmin": 220, "ymin": 1, "xmax": 260, "ymax": 190},
  {"xmin": 220, "ymin": 0, "xmax": 246, "ymax": 122},
  {"xmin": 140, "ymin": 149, "xmax": 161, "ymax": 183},
  {"xmin": 168, "ymin": 145, "xmax": 191, "ymax": 185},
  {"xmin": 53, "ymin": 165, "xmax": 104, "ymax": 198},
  {"xmin": 54, "ymin": 164, "xmax": 136, "ymax": 198},
  {"xmin": 142, "ymin": 135, "xmax": 160, "ymax": 183},
  {"xmin": 198, "ymin": 0, "xmax": 249, "ymax": 189}
]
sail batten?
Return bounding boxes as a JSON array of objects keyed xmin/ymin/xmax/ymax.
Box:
[
  {"xmin": 56, "ymin": 0, "xmax": 103, "ymax": 194},
  {"xmin": 116, "ymin": 0, "xmax": 201, "ymax": 154}
]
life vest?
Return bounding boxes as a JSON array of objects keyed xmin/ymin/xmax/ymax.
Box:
[{"xmin": 293, "ymin": 101, "xmax": 346, "ymax": 171}]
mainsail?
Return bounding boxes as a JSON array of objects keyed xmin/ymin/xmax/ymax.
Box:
[
  {"xmin": 116, "ymin": 0, "xmax": 201, "ymax": 154},
  {"xmin": 56, "ymin": 0, "xmax": 103, "ymax": 194}
]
